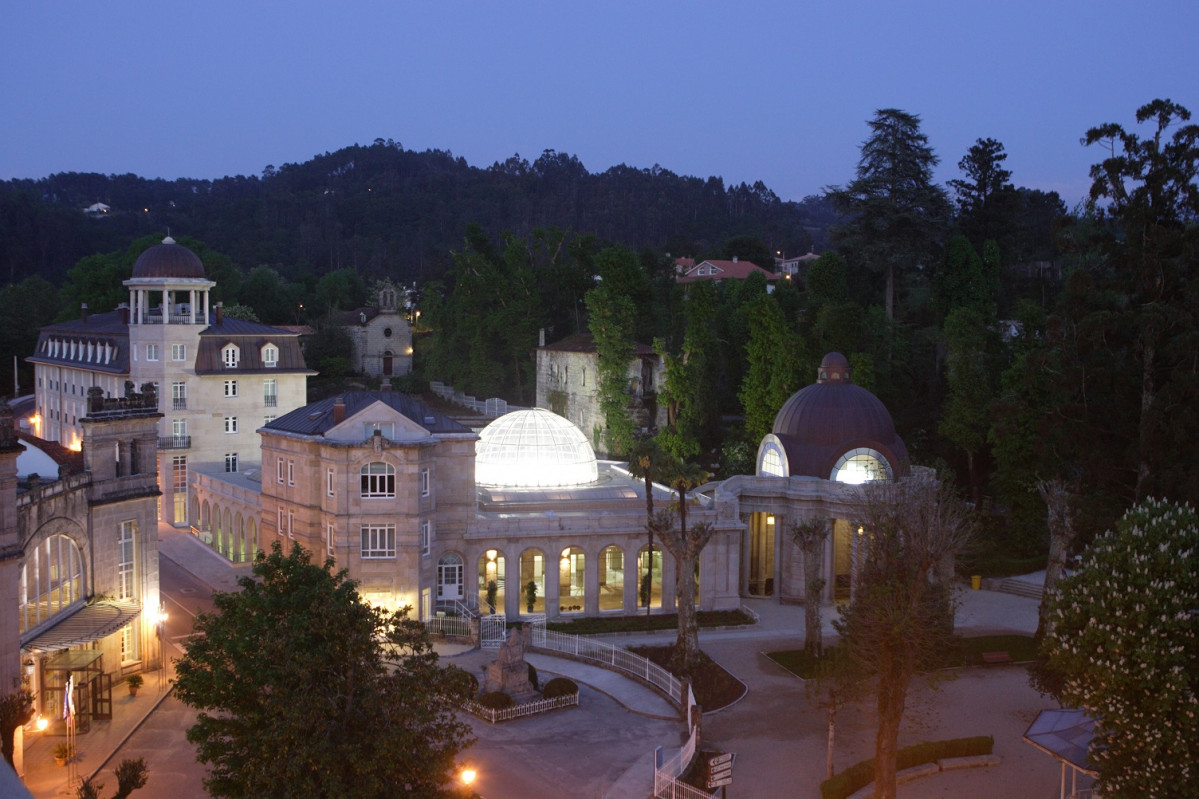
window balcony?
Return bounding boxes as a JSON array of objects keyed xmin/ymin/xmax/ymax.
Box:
[
  {"xmin": 158, "ymin": 436, "xmax": 191, "ymax": 450},
  {"xmin": 172, "ymin": 398, "xmax": 188, "ymax": 411},
  {"xmin": 264, "ymin": 395, "xmax": 278, "ymax": 408}
]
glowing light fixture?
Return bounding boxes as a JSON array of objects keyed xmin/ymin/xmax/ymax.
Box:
[
  {"xmin": 35, "ymin": 716, "xmax": 48, "ymax": 732},
  {"xmin": 486, "ymin": 549, "xmax": 497, "ymax": 562}
]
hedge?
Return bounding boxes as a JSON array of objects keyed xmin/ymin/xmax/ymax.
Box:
[{"xmin": 819, "ymin": 736, "xmax": 994, "ymax": 799}]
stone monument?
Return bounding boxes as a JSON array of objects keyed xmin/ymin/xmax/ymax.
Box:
[{"xmin": 482, "ymin": 629, "xmax": 534, "ymax": 697}]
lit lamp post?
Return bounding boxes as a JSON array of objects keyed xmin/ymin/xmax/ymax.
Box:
[
  {"xmin": 154, "ymin": 604, "xmax": 169, "ymax": 693},
  {"xmin": 460, "ymin": 765, "xmax": 478, "ymax": 797}
]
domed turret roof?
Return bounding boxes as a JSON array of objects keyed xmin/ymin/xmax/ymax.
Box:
[
  {"xmin": 766, "ymin": 352, "xmax": 908, "ymax": 479},
  {"xmin": 476, "ymin": 408, "xmax": 598, "ymax": 487},
  {"xmin": 131, "ymin": 236, "xmax": 206, "ymax": 279}
]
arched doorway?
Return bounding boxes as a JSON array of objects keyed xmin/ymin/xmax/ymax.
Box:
[
  {"xmin": 437, "ymin": 553, "xmax": 464, "ymax": 604},
  {"xmin": 558, "ymin": 546, "xmax": 585, "ymax": 613},
  {"xmin": 477, "ymin": 549, "xmax": 505, "ymax": 614},
  {"xmin": 637, "ymin": 545, "xmax": 663, "ymax": 610},
  {"xmin": 598, "ymin": 545, "xmax": 624, "ymax": 611},
  {"xmin": 519, "ymin": 548, "xmax": 545, "ymax": 614},
  {"xmin": 747, "ymin": 512, "xmax": 776, "ymax": 596},
  {"xmin": 382, "ymin": 350, "xmax": 394, "ymax": 376}
]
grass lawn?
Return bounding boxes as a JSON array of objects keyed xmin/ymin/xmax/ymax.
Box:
[
  {"xmin": 767, "ymin": 634, "xmax": 1038, "ymax": 679},
  {"xmin": 628, "ymin": 645, "xmax": 747, "ymax": 711}
]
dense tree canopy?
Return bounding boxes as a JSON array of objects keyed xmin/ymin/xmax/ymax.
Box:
[
  {"xmin": 173, "ymin": 543, "xmax": 474, "ymax": 799},
  {"xmin": 1039, "ymin": 499, "xmax": 1199, "ymax": 798}
]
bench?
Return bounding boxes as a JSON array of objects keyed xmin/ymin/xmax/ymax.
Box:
[{"xmin": 981, "ymin": 651, "xmax": 1012, "ymax": 664}]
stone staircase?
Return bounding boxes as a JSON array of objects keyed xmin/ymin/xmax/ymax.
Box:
[{"xmin": 997, "ymin": 577, "xmax": 1044, "ymax": 601}]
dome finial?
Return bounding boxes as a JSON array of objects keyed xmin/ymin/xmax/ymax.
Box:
[{"xmin": 818, "ymin": 352, "xmax": 851, "ymax": 384}]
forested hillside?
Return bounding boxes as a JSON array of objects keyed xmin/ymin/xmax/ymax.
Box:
[{"xmin": 0, "ymin": 139, "xmax": 831, "ymax": 287}]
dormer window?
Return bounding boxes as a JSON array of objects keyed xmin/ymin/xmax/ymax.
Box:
[
  {"xmin": 262, "ymin": 344, "xmax": 278, "ymax": 368},
  {"xmin": 222, "ymin": 344, "xmax": 240, "ymax": 368}
]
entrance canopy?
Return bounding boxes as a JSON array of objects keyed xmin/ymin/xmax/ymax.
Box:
[
  {"xmin": 1023, "ymin": 708, "xmax": 1097, "ymax": 774},
  {"xmin": 20, "ymin": 600, "xmax": 141, "ymax": 654}
]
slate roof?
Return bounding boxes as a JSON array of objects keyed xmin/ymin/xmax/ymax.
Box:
[
  {"xmin": 539, "ymin": 331, "xmax": 656, "ymax": 357},
  {"xmin": 194, "ymin": 318, "xmax": 312, "ymax": 374},
  {"xmin": 264, "ymin": 391, "xmax": 472, "ymax": 437},
  {"xmin": 27, "ymin": 311, "xmax": 131, "ymax": 374}
]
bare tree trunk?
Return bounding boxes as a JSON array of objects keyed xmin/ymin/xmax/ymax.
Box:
[
  {"xmin": 792, "ymin": 519, "xmax": 827, "ymax": 655},
  {"xmin": 1037, "ymin": 478, "xmax": 1076, "ymax": 638},
  {"xmin": 873, "ymin": 671, "xmax": 906, "ymax": 799},
  {"xmin": 826, "ymin": 692, "xmax": 837, "ymax": 780}
]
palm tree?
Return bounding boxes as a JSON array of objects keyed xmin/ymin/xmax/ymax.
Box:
[{"xmin": 627, "ymin": 437, "xmax": 670, "ymax": 620}]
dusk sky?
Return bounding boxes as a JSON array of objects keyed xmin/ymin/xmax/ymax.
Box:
[{"xmin": 3, "ymin": 2, "xmax": 1195, "ymax": 208}]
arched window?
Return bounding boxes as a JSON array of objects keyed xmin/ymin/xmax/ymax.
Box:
[
  {"xmin": 638, "ymin": 545, "xmax": 663, "ymax": 610},
  {"xmin": 19, "ymin": 534, "xmax": 84, "ymax": 633},
  {"xmin": 598, "ymin": 545, "xmax": 624, "ymax": 611},
  {"xmin": 831, "ymin": 448, "xmax": 893, "ymax": 484},
  {"xmin": 559, "ymin": 546, "xmax": 585, "ymax": 613},
  {"xmin": 360, "ymin": 462, "xmax": 395, "ymax": 497},
  {"xmin": 261, "ymin": 343, "xmax": 279, "ymax": 368},
  {"xmin": 759, "ymin": 443, "xmax": 785, "ymax": 477},
  {"xmin": 222, "ymin": 344, "xmax": 240, "ymax": 369}
]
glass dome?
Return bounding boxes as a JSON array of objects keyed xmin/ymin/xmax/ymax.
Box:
[{"xmin": 476, "ymin": 408, "xmax": 598, "ymax": 487}]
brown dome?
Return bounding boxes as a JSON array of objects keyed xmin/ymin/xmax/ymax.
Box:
[
  {"xmin": 132, "ymin": 236, "xmax": 205, "ymax": 279},
  {"xmin": 769, "ymin": 352, "xmax": 908, "ymax": 478}
]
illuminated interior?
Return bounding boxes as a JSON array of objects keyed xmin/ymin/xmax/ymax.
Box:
[
  {"xmin": 475, "ymin": 408, "xmax": 598, "ymax": 487},
  {"xmin": 831, "ymin": 448, "xmax": 892, "ymax": 484}
]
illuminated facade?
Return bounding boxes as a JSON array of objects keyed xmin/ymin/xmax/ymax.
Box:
[
  {"xmin": 0, "ymin": 395, "xmax": 163, "ymax": 778},
  {"xmin": 335, "ymin": 280, "xmax": 414, "ymax": 379},
  {"xmin": 716, "ymin": 352, "xmax": 913, "ymax": 601},
  {"xmin": 27, "ymin": 237, "xmax": 312, "ymax": 526}
]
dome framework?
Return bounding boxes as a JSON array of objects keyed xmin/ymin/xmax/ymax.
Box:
[{"xmin": 476, "ymin": 408, "xmax": 598, "ymax": 487}]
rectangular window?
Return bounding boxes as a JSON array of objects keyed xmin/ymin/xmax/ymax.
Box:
[
  {"xmin": 146, "ymin": 344, "xmax": 159, "ymax": 361},
  {"xmin": 327, "ymin": 468, "xmax": 335, "ymax": 497},
  {"xmin": 288, "ymin": 510, "xmax": 294, "ymax": 539},
  {"xmin": 263, "ymin": 378, "xmax": 277, "ymax": 407},
  {"xmin": 287, "ymin": 459, "xmax": 294, "ymax": 487},
  {"xmin": 360, "ymin": 524, "xmax": 396, "ymax": 559},
  {"xmin": 171, "ymin": 455, "xmax": 188, "ymax": 491},
  {"xmin": 326, "ymin": 522, "xmax": 335, "ymax": 557},
  {"xmin": 120, "ymin": 623, "xmax": 138, "ymax": 664},
  {"xmin": 223, "ymin": 346, "xmax": 239, "ymax": 368},
  {"xmin": 278, "ymin": 507, "xmax": 285, "ymax": 536},
  {"xmin": 420, "ymin": 520, "xmax": 431, "ymax": 556},
  {"xmin": 264, "ymin": 415, "xmax": 276, "ymax": 425},
  {"xmin": 420, "ymin": 467, "xmax": 431, "ymax": 497},
  {"xmin": 172, "ymin": 381, "xmax": 187, "ymax": 411},
  {"xmin": 277, "ymin": 457, "xmax": 284, "ymax": 485},
  {"xmin": 117, "ymin": 520, "xmax": 136, "ymax": 600},
  {"xmin": 263, "ymin": 345, "xmax": 278, "ymax": 368},
  {"xmin": 224, "ymin": 416, "xmax": 238, "ymax": 434},
  {"xmin": 224, "ymin": 380, "xmax": 238, "ymax": 397},
  {"xmin": 171, "ymin": 344, "xmax": 186, "ymax": 361},
  {"xmin": 225, "ymin": 452, "xmax": 238, "ymax": 472}
]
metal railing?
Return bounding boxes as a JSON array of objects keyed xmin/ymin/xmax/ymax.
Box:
[
  {"xmin": 535, "ymin": 630, "xmax": 686, "ymax": 706},
  {"xmin": 424, "ymin": 615, "xmax": 471, "ymax": 638},
  {"xmin": 462, "ymin": 692, "xmax": 579, "ymax": 724},
  {"xmin": 157, "ymin": 435, "xmax": 191, "ymax": 450},
  {"xmin": 172, "ymin": 398, "xmax": 187, "ymax": 411},
  {"xmin": 264, "ymin": 395, "xmax": 278, "ymax": 407}
]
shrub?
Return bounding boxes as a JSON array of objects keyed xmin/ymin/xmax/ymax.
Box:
[
  {"xmin": 541, "ymin": 678, "xmax": 579, "ymax": 699},
  {"xmin": 477, "ymin": 691, "xmax": 514, "ymax": 710},
  {"xmin": 126, "ymin": 674, "xmax": 144, "ymax": 689},
  {"xmin": 819, "ymin": 736, "xmax": 993, "ymax": 799}
]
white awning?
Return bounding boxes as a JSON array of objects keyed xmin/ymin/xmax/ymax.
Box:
[{"xmin": 20, "ymin": 600, "xmax": 142, "ymax": 654}]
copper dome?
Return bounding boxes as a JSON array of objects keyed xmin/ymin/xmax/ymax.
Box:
[
  {"xmin": 768, "ymin": 352, "xmax": 908, "ymax": 479},
  {"xmin": 131, "ymin": 236, "xmax": 206, "ymax": 279}
]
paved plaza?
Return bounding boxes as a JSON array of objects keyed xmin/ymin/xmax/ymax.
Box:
[{"xmin": 20, "ymin": 527, "xmax": 1082, "ymax": 798}]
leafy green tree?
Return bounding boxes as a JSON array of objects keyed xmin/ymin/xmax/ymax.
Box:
[
  {"xmin": 1082, "ymin": 98, "xmax": 1199, "ymax": 503},
  {"xmin": 834, "ymin": 476, "xmax": 974, "ymax": 799},
  {"xmin": 76, "ymin": 758, "xmax": 149, "ymax": 799},
  {"xmin": 584, "ymin": 278, "xmax": 636, "ymax": 456},
  {"xmin": 0, "ymin": 274, "xmax": 60, "ymax": 393},
  {"xmin": 655, "ymin": 282, "xmax": 721, "ymax": 460},
  {"xmin": 173, "ymin": 543, "xmax": 474, "ymax": 799},
  {"xmin": 312, "ymin": 268, "xmax": 368, "ymax": 315},
  {"xmin": 720, "ymin": 234, "xmax": 774, "ymax": 269},
  {"xmin": 949, "ymin": 137, "xmax": 1015, "ymax": 248},
  {"xmin": 932, "ymin": 235, "xmax": 998, "ymax": 320},
  {"xmin": 829, "ymin": 109, "xmax": 952, "ymax": 321},
  {"xmin": 0, "ymin": 689, "xmax": 33, "ymax": 770},
  {"xmin": 649, "ymin": 459, "xmax": 713, "ymax": 676},
  {"xmin": 238, "ymin": 266, "xmax": 298, "ymax": 325},
  {"xmin": 938, "ymin": 306, "xmax": 999, "ymax": 502},
  {"xmin": 1039, "ymin": 499, "xmax": 1199, "ymax": 798},
  {"xmin": 738, "ymin": 294, "xmax": 803, "ymax": 442}
]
